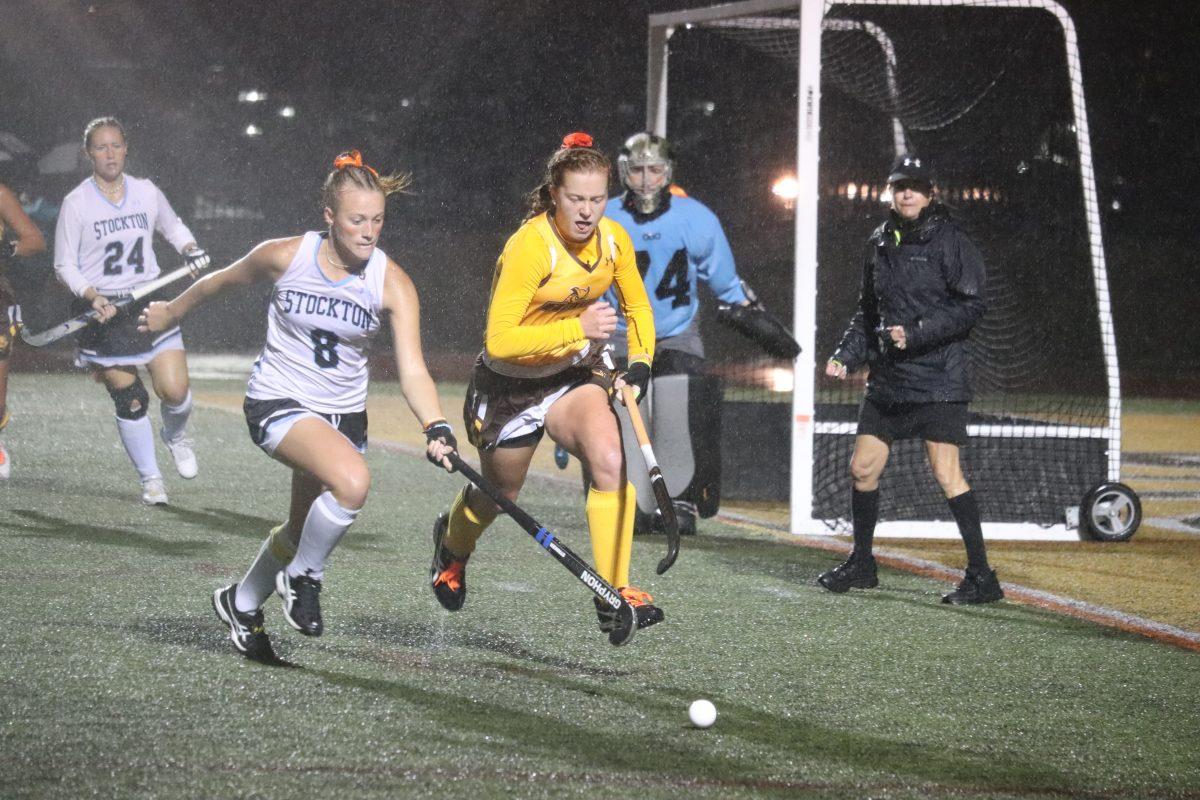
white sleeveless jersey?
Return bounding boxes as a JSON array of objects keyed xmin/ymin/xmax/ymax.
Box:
[
  {"xmin": 53, "ymin": 175, "xmax": 196, "ymax": 296},
  {"xmin": 246, "ymin": 232, "xmax": 388, "ymax": 413}
]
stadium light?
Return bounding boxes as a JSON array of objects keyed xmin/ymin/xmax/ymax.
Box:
[
  {"xmin": 244, "ymin": 124, "xmax": 262, "ymax": 137},
  {"xmin": 278, "ymin": 105, "xmax": 296, "ymax": 119},
  {"xmin": 768, "ymin": 367, "xmax": 794, "ymax": 393},
  {"xmin": 238, "ymin": 89, "xmax": 267, "ymax": 103},
  {"xmin": 771, "ymin": 174, "xmax": 798, "ymax": 210}
]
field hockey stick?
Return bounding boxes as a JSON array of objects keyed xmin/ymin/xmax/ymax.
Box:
[
  {"xmin": 21, "ymin": 262, "xmax": 201, "ymax": 348},
  {"xmin": 447, "ymin": 451, "xmax": 638, "ymax": 646},
  {"xmin": 620, "ymin": 385, "xmax": 680, "ymax": 576}
]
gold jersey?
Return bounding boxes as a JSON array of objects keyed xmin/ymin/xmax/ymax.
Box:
[{"xmin": 483, "ymin": 212, "xmax": 654, "ymax": 378}]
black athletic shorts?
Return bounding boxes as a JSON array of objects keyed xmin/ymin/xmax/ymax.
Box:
[
  {"xmin": 244, "ymin": 396, "xmax": 368, "ymax": 454},
  {"xmin": 72, "ymin": 286, "xmax": 181, "ymax": 362},
  {"xmin": 856, "ymin": 397, "xmax": 970, "ymax": 446}
]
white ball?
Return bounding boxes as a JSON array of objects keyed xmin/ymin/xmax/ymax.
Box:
[{"xmin": 688, "ymin": 699, "xmax": 717, "ymax": 728}]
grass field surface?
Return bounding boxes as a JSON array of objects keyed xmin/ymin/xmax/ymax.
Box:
[{"xmin": 1, "ymin": 375, "xmax": 1198, "ymax": 799}]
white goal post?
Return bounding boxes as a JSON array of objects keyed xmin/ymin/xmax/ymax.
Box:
[{"xmin": 646, "ymin": 0, "xmax": 1121, "ymax": 540}]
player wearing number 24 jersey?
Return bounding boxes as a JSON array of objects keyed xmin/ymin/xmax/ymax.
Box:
[
  {"xmin": 53, "ymin": 117, "xmax": 208, "ymax": 507},
  {"xmin": 603, "ymin": 183, "xmax": 746, "ymax": 341}
]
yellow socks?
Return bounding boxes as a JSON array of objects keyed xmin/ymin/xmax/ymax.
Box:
[
  {"xmin": 444, "ymin": 485, "xmax": 496, "ymax": 557},
  {"xmin": 613, "ymin": 481, "xmax": 636, "ymax": 589},
  {"xmin": 587, "ymin": 485, "xmax": 633, "ymax": 587}
]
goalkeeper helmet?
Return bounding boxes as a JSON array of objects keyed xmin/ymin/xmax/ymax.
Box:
[{"xmin": 618, "ymin": 133, "xmax": 674, "ymax": 214}]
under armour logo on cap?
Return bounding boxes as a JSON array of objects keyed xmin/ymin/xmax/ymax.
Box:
[{"xmin": 888, "ymin": 153, "xmax": 933, "ymax": 185}]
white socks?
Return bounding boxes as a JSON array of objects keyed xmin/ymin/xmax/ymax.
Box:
[
  {"xmin": 160, "ymin": 390, "xmax": 192, "ymax": 442},
  {"xmin": 285, "ymin": 491, "xmax": 360, "ymax": 581},
  {"xmin": 115, "ymin": 416, "xmax": 160, "ymax": 481},
  {"xmin": 235, "ymin": 525, "xmax": 296, "ymax": 613}
]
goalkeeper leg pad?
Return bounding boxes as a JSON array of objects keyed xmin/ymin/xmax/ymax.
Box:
[{"xmin": 648, "ymin": 372, "xmax": 723, "ymax": 518}]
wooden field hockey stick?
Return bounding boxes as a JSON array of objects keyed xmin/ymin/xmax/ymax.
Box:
[
  {"xmin": 620, "ymin": 385, "xmax": 680, "ymax": 575},
  {"xmin": 447, "ymin": 452, "xmax": 639, "ymax": 646},
  {"xmin": 21, "ymin": 263, "xmax": 200, "ymax": 347}
]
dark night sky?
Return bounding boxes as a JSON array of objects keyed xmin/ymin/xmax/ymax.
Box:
[{"xmin": 1, "ymin": 0, "xmax": 1197, "ymax": 380}]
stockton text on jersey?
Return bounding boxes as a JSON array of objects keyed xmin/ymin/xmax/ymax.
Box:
[
  {"xmin": 277, "ymin": 288, "xmax": 377, "ymax": 331},
  {"xmin": 93, "ymin": 212, "xmax": 150, "ymax": 240}
]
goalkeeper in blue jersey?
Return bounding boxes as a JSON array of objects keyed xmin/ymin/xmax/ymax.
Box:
[{"xmin": 592, "ymin": 132, "xmax": 796, "ymax": 536}]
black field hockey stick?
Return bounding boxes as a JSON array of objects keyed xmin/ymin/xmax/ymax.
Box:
[
  {"xmin": 447, "ymin": 452, "xmax": 638, "ymax": 646},
  {"xmin": 620, "ymin": 385, "xmax": 680, "ymax": 575},
  {"xmin": 21, "ymin": 263, "xmax": 201, "ymax": 347}
]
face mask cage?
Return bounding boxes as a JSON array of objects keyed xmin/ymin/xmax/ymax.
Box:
[{"xmin": 618, "ymin": 150, "xmax": 673, "ymax": 214}]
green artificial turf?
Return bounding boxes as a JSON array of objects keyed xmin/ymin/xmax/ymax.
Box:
[{"xmin": 1, "ymin": 375, "xmax": 1197, "ymax": 799}]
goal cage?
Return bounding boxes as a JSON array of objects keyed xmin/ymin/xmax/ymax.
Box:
[{"xmin": 646, "ymin": 0, "xmax": 1122, "ymax": 539}]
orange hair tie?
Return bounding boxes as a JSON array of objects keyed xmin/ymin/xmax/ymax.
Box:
[
  {"xmin": 560, "ymin": 132, "xmax": 594, "ymax": 149},
  {"xmin": 333, "ymin": 149, "xmax": 379, "ymax": 178}
]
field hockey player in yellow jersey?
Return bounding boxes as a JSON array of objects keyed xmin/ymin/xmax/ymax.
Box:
[{"xmin": 430, "ymin": 132, "xmax": 664, "ymax": 640}]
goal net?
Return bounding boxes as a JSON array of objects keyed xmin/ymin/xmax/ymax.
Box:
[{"xmin": 647, "ymin": 0, "xmax": 1119, "ymax": 538}]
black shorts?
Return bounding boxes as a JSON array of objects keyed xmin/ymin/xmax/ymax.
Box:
[
  {"xmin": 72, "ymin": 287, "xmax": 182, "ymax": 363},
  {"xmin": 856, "ymin": 397, "xmax": 969, "ymax": 446},
  {"xmin": 244, "ymin": 396, "xmax": 368, "ymax": 455}
]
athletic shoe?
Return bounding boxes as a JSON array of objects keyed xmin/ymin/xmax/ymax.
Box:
[
  {"xmin": 633, "ymin": 508, "xmax": 661, "ymax": 536},
  {"xmin": 141, "ymin": 477, "xmax": 169, "ymax": 506},
  {"xmin": 942, "ymin": 567, "xmax": 1004, "ymax": 605},
  {"xmin": 817, "ymin": 552, "xmax": 879, "ymax": 593},
  {"xmin": 160, "ymin": 429, "xmax": 198, "ymax": 479},
  {"xmin": 430, "ymin": 512, "xmax": 468, "ymax": 611},
  {"xmin": 673, "ymin": 500, "xmax": 697, "ymax": 536},
  {"xmin": 0, "ymin": 442, "xmax": 10, "ymax": 480},
  {"xmin": 212, "ymin": 584, "xmax": 276, "ymax": 661},
  {"xmin": 554, "ymin": 444, "xmax": 569, "ymax": 469},
  {"xmin": 595, "ymin": 586, "xmax": 664, "ymax": 644},
  {"xmin": 276, "ymin": 571, "xmax": 324, "ymax": 636}
]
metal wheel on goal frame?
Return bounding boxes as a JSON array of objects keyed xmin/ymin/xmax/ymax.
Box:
[{"xmin": 1081, "ymin": 482, "xmax": 1142, "ymax": 542}]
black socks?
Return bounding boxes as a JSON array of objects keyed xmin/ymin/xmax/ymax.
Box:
[
  {"xmin": 948, "ymin": 490, "xmax": 989, "ymax": 571},
  {"xmin": 851, "ymin": 488, "xmax": 879, "ymax": 558}
]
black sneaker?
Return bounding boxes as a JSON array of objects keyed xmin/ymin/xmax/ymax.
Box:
[
  {"xmin": 212, "ymin": 584, "xmax": 276, "ymax": 661},
  {"xmin": 817, "ymin": 552, "xmax": 879, "ymax": 593},
  {"xmin": 633, "ymin": 507, "xmax": 660, "ymax": 536},
  {"xmin": 942, "ymin": 567, "xmax": 1004, "ymax": 605},
  {"xmin": 276, "ymin": 571, "xmax": 323, "ymax": 636},
  {"xmin": 431, "ymin": 512, "xmax": 468, "ymax": 611},
  {"xmin": 673, "ymin": 501, "xmax": 697, "ymax": 536}
]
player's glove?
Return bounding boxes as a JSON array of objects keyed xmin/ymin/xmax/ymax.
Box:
[
  {"xmin": 715, "ymin": 279, "xmax": 801, "ymax": 360},
  {"xmin": 184, "ymin": 247, "xmax": 211, "ymax": 279},
  {"xmin": 621, "ymin": 360, "xmax": 652, "ymax": 402},
  {"xmin": 424, "ymin": 420, "xmax": 458, "ymax": 470},
  {"xmin": 716, "ymin": 302, "xmax": 801, "ymax": 360}
]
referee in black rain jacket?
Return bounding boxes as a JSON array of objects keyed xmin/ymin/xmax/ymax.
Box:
[{"xmin": 818, "ymin": 154, "xmax": 1003, "ymax": 605}]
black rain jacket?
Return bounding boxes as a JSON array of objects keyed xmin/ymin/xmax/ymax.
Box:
[{"xmin": 832, "ymin": 202, "xmax": 986, "ymax": 404}]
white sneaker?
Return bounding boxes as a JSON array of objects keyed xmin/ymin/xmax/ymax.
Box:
[
  {"xmin": 0, "ymin": 442, "xmax": 10, "ymax": 480},
  {"xmin": 141, "ymin": 477, "xmax": 169, "ymax": 506},
  {"xmin": 160, "ymin": 429, "xmax": 198, "ymax": 479}
]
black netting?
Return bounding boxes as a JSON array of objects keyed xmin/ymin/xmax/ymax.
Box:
[{"xmin": 664, "ymin": 2, "xmax": 1114, "ymax": 529}]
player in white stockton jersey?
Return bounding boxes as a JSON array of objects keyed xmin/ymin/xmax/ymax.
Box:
[
  {"xmin": 140, "ymin": 150, "xmax": 457, "ymax": 662},
  {"xmin": 53, "ymin": 117, "xmax": 211, "ymax": 505}
]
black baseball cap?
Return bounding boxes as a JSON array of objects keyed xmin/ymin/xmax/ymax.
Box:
[{"xmin": 887, "ymin": 154, "xmax": 933, "ymax": 186}]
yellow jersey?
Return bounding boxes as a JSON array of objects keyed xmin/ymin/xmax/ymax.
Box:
[{"xmin": 483, "ymin": 212, "xmax": 654, "ymax": 378}]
